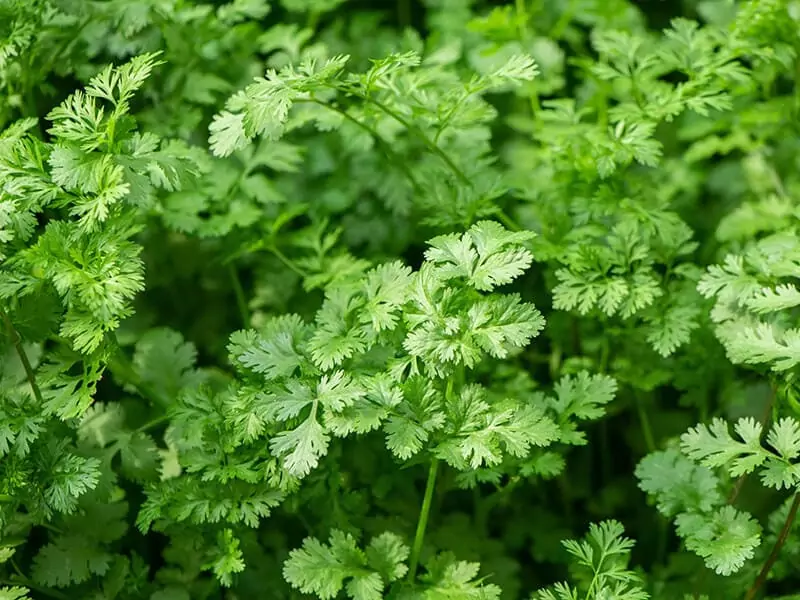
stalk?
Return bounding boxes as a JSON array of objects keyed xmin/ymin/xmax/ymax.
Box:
[
  {"xmin": 744, "ymin": 492, "xmax": 800, "ymax": 600},
  {"xmin": 634, "ymin": 392, "xmax": 656, "ymax": 452},
  {"xmin": 317, "ymin": 87, "xmax": 534, "ymax": 232},
  {"xmin": 301, "ymin": 97, "xmax": 424, "ymax": 194},
  {"xmin": 550, "ymin": 0, "xmax": 577, "ymax": 39},
  {"xmin": 496, "ymin": 209, "xmax": 521, "ymax": 232},
  {"xmin": 514, "ymin": 0, "xmax": 540, "ymax": 116},
  {"xmin": 228, "ymin": 264, "xmax": 250, "ymax": 327},
  {"xmin": 0, "ymin": 578, "xmax": 68, "ymax": 600},
  {"xmin": 267, "ymin": 243, "xmax": 308, "ymax": 278},
  {"xmin": 345, "ymin": 92, "xmax": 472, "ymax": 186},
  {"xmin": 408, "ymin": 457, "xmax": 440, "ymax": 582},
  {"xmin": 1, "ymin": 309, "xmax": 43, "ymax": 404}
]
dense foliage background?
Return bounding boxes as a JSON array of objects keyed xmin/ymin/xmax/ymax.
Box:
[{"xmin": 2, "ymin": 0, "xmax": 800, "ymax": 598}]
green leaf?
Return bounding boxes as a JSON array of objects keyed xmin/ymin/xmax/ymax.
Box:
[
  {"xmin": 204, "ymin": 529, "xmax": 245, "ymax": 587},
  {"xmin": 547, "ymin": 371, "xmax": 618, "ymax": 445},
  {"xmin": 425, "ymin": 221, "xmax": 535, "ymax": 291},
  {"xmin": 384, "ymin": 378, "xmax": 445, "ymax": 460},
  {"xmin": 534, "ymin": 521, "xmax": 648, "ymax": 600},
  {"xmin": 120, "ymin": 431, "xmax": 160, "ymax": 481},
  {"xmin": 31, "ymin": 535, "xmax": 111, "ymax": 587},
  {"xmin": 681, "ymin": 417, "xmax": 767, "ymax": 476},
  {"xmin": 228, "ymin": 314, "xmax": 310, "ymax": 380},
  {"xmin": 209, "ymin": 54, "xmax": 350, "ymax": 156},
  {"xmin": 419, "ymin": 553, "xmax": 502, "ymax": 599},
  {"xmin": 283, "ymin": 530, "xmax": 408, "ymax": 600},
  {"xmin": 437, "ymin": 385, "xmax": 559, "ymax": 470},
  {"xmin": 0, "ymin": 587, "xmax": 31, "ymax": 600},
  {"xmin": 676, "ymin": 506, "xmax": 761, "ymax": 576},
  {"xmin": 132, "ymin": 328, "xmax": 200, "ymax": 402},
  {"xmin": 636, "ymin": 448, "xmax": 723, "ymax": 517},
  {"xmin": 270, "ymin": 413, "xmax": 329, "ymax": 477}
]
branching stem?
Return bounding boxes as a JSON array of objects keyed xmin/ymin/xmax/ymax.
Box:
[
  {"xmin": 305, "ymin": 87, "xmax": 531, "ymax": 237},
  {"xmin": 373, "ymin": 98, "xmax": 471, "ymax": 185},
  {"xmin": 300, "ymin": 97, "xmax": 424, "ymax": 194},
  {"xmin": 316, "ymin": 87, "xmax": 533, "ymax": 233},
  {"xmin": 338, "ymin": 89, "xmax": 472, "ymax": 186},
  {"xmin": 267, "ymin": 244, "xmax": 308, "ymax": 278}
]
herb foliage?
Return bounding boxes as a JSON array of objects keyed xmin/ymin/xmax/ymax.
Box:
[{"xmin": 2, "ymin": 0, "xmax": 800, "ymax": 599}]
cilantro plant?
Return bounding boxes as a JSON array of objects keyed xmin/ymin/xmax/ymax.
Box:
[{"xmin": 3, "ymin": 0, "xmax": 800, "ymax": 599}]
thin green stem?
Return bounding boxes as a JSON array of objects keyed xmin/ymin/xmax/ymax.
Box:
[
  {"xmin": 228, "ymin": 264, "xmax": 250, "ymax": 328},
  {"xmin": 407, "ymin": 373, "xmax": 457, "ymax": 581},
  {"xmin": 38, "ymin": 522, "xmax": 63, "ymax": 535},
  {"xmin": 514, "ymin": 0, "xmax": 540, "ymax": 117},
  {"xmin": 599, "ymin": 420, "xmax": 611, "ymax": 488},
  {"xmin": 1, "ymin": 309, "xmax": 44, "ymax": 404},
  {"xmin": 267, "ymin": 244, "xmax": 308, "ymax": 278},
  {"xmin": 10, "ymin": 559, "xmax": 23, "ymax": 579},
  {"xmin": 598, "ymin": 337, "xmax": 610, "ymax": 373},
  {"xmin": 38, "ymin": 18, "xmax": 92, "ymax": 78},
  {"xmin": 298, "ymin": 97, "xmax": 424, "ymax": 194},
  {"xmin": 495, "ymin": 209, "xmax": 521, "ymax": 232},
  {"xmin": 408, "ymin": 458, "xmax": 439, "ymax": 582},
  {"xmin": 584, "ymin": 549, "xmax": 607, "ymax": 600},
  {"xmin": 634, "ymin": 392, "xmax": 656, "ymax": 452},
  {"xmin": 744, "ymin": 492, "xmax": 800, "ymax": 600},
  {"xmin": 433, "ymin": 94, "xmax": 474, "ymax": 145},
  {"xmin": 549, "ymin": 343, "xmax": 562, "ymax": 380},
  {"xmin": 656, "ymin": 516, "xmax": 669, "ymax": 567},
  {"xmin": 136, "ymin": 414, "xmax": 171, "ymax": 433},
  {"xmin": 316, "ymin": 87, "xmax": 540, "ymax": 237},
  {"xmin": 349, "ymin": 92, "xmax": 472, "ymax": 186},
  {"xmin": 0, "ymin": 579, "xmax": 69, "ymax": 600},
  {"xmin": 558, "ymin": 473, "xmax": 574, "ymax": 525},
  {"xmin": 551, "ymin": 0, "xmax": 577, "ymax": 39}
]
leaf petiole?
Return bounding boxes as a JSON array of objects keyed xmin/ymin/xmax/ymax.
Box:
[{"xmin": 408, "ymin": 457, "xmax": 439, "ymax": 582}]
